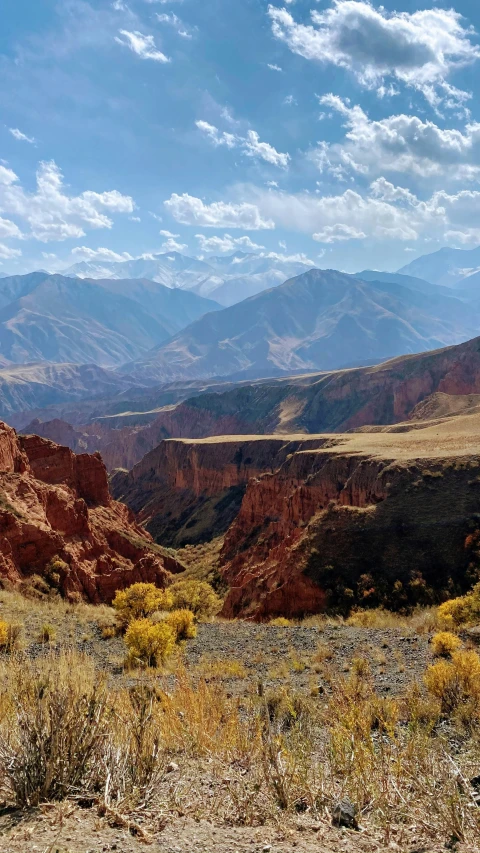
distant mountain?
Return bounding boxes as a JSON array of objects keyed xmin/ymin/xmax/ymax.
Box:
[
  {"xmin": 354, "ymin": 269, "xmax": 451, "ymax": 297},
  {"xmin": 398, "ymin": 246, "xmax": 480, "ymax": 287},
  {"xmin": 120, "ymin": 268, "xmax": 480, "ymax": 384},
  {"xmin": 0, "ymin": 363, "xmax": 134, "ymax": 418},
  {"xmin": 0, "ymin": 273, "xmax": 218, "ymax": 367},
  {"xmin": 64, "ymin": 250, "xmax": 312, "ymax": 307}
]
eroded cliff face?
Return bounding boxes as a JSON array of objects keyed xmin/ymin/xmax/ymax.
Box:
[
  {"xmin": 110, "ymin": 436, "xmax": 328, "ymax": 548},
  {"xmin": 220, "ymin": 440, "xmax": 480, "ymax": 619},
  {"xmin": 0, "ymin": 422, "xmax": 181, "ymax": 602}
]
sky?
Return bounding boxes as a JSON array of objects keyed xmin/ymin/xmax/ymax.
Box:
[{"xmin": 1, "ymin": 0, "xmax": 480, "ymax": 275}]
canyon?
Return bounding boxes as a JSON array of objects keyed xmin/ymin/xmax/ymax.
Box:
[{"xmin": 112, "ymin": 413, "xmax": 480, "ymax": 618}]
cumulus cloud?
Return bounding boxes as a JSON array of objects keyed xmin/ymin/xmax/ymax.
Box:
[
  {"xmin": 161, "ymin": 236, "xmax": 187, "ymax": 252},
  {"xmin": 195, "ymin": 233, "xmax": 265, "ymax": 253},
  {"xmin": 115, "ymin": 30, "xmax": 169, "ymax": 62},
  {"xmin": 313, "ymin": 224, "xmax": 366, "ymax": 243},
  {"xmin": 196, "ymin": 121, "xmax": 290, "ymax": 168},
  {"xmin": 9, "ymin": 128, "xmax": 35, "ymax": 144},
  {"xmin": 0, "ymin": 160, "xmax": 134, "ymax": 243},
  {"xmin": 314, "ymin": 95, "xmax": 480, "ymax": 181},
  {"xmin": 261, "ymin": 250, "xmax": 314, "ymax": 264},
  {"xmin": 164, "ymin": 193, "xmax": 275, "ymax": 229},
  {"xmin": 268, "ymin": 1, "xmax": 480, "ymax": 107},
  {"xmin": 71, "ymin": 246, "xmax": 134, "ymax": 262},
  {"xmin": 241, "ymin": 178, "xmax": 480, "ymax": 244},
  {"xmin": 267, "ymin": 63, "xmax": 283, "ymax": 71}
]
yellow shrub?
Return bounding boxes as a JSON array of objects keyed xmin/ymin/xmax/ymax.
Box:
[
  {"xmin": 165, "ymin": 609, "xmax": 196, "ymax": 641},
  {"xmin": 124, "ymin": 618, "xmax": 176, "ymax": 667},
  {"xmin": 113, "ymin": 583, "xmax": 173, "ymax": 628},
  {"xmin": 424, "ymin": 649, "xmax": 480, "ymax": 715},
  {"xmin": 0, "ymin": 620, "xmax": 21, "ymax": 652},
  {"xmin": 39, "ymin": 623, "xmax": 56, "ymax": 644},
  {"xmin": 431, "ymin": 631, "xmax": 461, "ymax": 658},
  {"xmin": 437, "ymin": 583, "xmax": 480, "ymax": 627},
  {"xmin": 169, "ymin": 579, "xmax": 221, "ymax": 619},
  {"xmin": 269, "ymin": 617, "xmax": 291, "ymax": 627}
]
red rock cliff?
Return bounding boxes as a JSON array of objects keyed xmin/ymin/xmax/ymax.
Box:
[{"xmin": 0, "ymin": 422, "xmax": 182, "ymax": 602}]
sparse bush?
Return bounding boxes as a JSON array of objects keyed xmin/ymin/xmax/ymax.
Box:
[
  {"xmin": 199, "ymin": 656, "xmax": 247, "ymax": 680},
  {"xmin": 169, "ymin": 579, "xmax": 221, "ymax": 619},
  {"xmin": 424, "ymin": 649, "xmax": 480, "ymax": 716},
  {"xmin": 269, "ymin": 617, "xmax": 291, "ymax": 626},
  {"xmin": 165, "ymin": 609, "xmax": 196, "ymax": 641},
  {"xmin": 0, "ymin": 653, "xmax": 108, "ymax": 806},
  {"xmin": 113, "ymin": 583, "xmax": 173, "ymax": 628},
  {"xmin": 431, "ymin": 631, "xmax": 461, "ymax": 658},
  {"xmin": 38, "ymin": 623, "xmax": 56, "ymax": 644},
  {"xmin": 124, "ymin": 618, "xmax": 176, "ymax": 668}
]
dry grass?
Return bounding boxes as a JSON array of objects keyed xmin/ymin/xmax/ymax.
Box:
[{"xmin": 0, "ymin": 650, "xmax": 478, "ymax": 848}]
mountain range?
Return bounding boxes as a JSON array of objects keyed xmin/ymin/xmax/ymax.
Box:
[
  {"xmin": 120, "ymin": 267, "xmax": 480, "ymax": 384},
  {"xmin": 64, "ymin": 250, "xmax": 313, "ymax": 307}
]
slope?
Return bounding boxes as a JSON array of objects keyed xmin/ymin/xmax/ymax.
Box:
[{"xmin": 398, "ymin": 245, "xmax": 480, "ymax": 287}]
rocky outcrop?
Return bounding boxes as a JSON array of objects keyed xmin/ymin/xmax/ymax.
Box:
[{"xmin": 0, "ymin": 421, "xmax": 182, "ymax": 602}]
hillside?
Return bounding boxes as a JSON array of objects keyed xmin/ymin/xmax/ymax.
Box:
[
  {"xmin": 0, "ymin": 273, "xmax": 218, "ymax": 367},
  {"xmin": 120, "ymin": 268, "xmax": 480, "ymax": 384},
  {"xmin": 0, "ymin": 363, "xmax": 135, "ymax": 419}
]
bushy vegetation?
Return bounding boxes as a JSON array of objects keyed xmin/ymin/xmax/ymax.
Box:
[
  {"xmin": 437, "ymin": 582, "xmax": 480, "ymax": 627},
  {"xmin": 112, "ymin": 582, "xmax": 173, "ymax": 628},
  {"xmin": 165, "ymin": 608, "xmax": 196, "ymax": 641},
  {"xmin": 431, "ymin": 631, "xmax": 461, "ymax": 657},
  {"xmin": 124, "ymin": 618, "xmax": 176, "ymax": 668},
  {"xmin": 169, "ymin": 579, "xmax": 222, "ymax": 618},
  {"xmin": 424, "ymin": 648, "xmax": 480, "ymax": 717}
]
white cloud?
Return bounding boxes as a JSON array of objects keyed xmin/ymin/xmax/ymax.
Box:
[
  {"xmin": 195, "ymin": 233, "xmax": 265, "ymax": 253},
  {"xmin": 161, "ymin": 236, "xmax": 187, "ymax": 252},
  {"xmin": 195, "ymin": 121, "xmax": 237, "ymax": 149},
  {"xmin": 9, "ymin": 128, "xmax": 35, "ymax": 144},
  {"xmin": 243, "ymin": 130, "xmax": 290, "ymax": 168},
  {"xmin": 283, "ymin": 95, "xmax": 297, "ymax": 106},
  {"xmin": 268, "ymin": 1, "xmax": 480, "ymax": 107},
  {"xmin": 165, "ymin": 193, "xmax": 275, "ymax": 230},
  {"xmin": 196, "ymin": 121, "xmax": 290, "ymax": 168},
  {"xmin": 315, "ymin": 95, "xmax": 480, "ymax": 181},
  {"xmin": 261, "ymin": 250, "xmax": 314, "ymax": 265},
  {"xmin": 71, "ymin": 246, "xmax": 134, "ymax": 262},
  {"xmin": 267, "ymin": 63, "xmax": 283, "ymax": 72},
  {"xmin": 313, "ymin": 224, "xmax": 366, "ymax": 243},
  {"xmin": 241, "ymin": 178, "xmax": 480, "ymax": 247},
  {"xmin": 0, "ymin": 217, "xmax": 22, "ymax": 240},
  {"xmin": 0, "ymin": 160, "xmax": 134, "ymax": 243},
  {"xmin": 159, "ymin": 229, "xmax": 180, "ymax": 238},
  {"xmin": 0, "ymin": 244, "xmax": 21, "ymax": 260},
  {"xmin": 156, "ymin": 12, "xmax": 192, "ymax": 38},
  {"xmin": 115, "ymin": 30, "xmax": 169, "ymax": 62}
]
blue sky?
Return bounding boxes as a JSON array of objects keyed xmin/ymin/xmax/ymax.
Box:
[{"xmin": 1, "ymin": 0, "xmax": 480, "ymax": 274}]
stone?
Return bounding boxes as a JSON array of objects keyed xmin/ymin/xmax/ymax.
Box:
[
  {"xmin": 166, "ymin": 761, "xmax": 179, "ymax": 773},
  {"xmin": 331, "ymin": 798, "xmax": 358, "ymax": 830}
]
